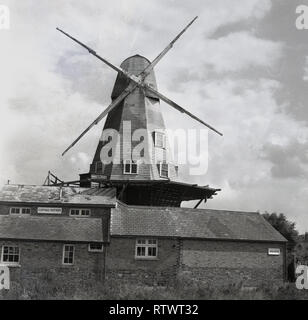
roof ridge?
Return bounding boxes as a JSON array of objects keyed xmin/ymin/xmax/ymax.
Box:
[
  {"xmin": 115, "ymin": 201, "xmax": 186, "ymax": 210},
  {"xmin": 201, "ymin": 208, "xmax": 259, "ymax": 215},
  {"xmin": 115, "ymin": 202, "xmax": 259, "ymax": 215}
]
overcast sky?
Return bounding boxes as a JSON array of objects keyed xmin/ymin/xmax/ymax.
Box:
[{"xmin": 1, "ymin": 0, "xmax": 308, "ymax": 232}]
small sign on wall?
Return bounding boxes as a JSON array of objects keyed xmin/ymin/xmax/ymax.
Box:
[
  {"xmin": 268, "ymin": 248, "xmax": 281, "ymax": 256},
  {"xmin": 37, "ymin": 207, "xmax": 62, "ymax": 214},
  {"xmin": 0, "ymin": 265, "xmax": 10, "ymax": 290}
]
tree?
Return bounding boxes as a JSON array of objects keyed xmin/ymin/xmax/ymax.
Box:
[{"xmin": 262, "ymin": 212, "xmax": 298, "ymax": 243}]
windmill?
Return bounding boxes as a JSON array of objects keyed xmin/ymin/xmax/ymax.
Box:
[{"xmin": 56, "ymin": 17, "xmax": 222, "ymax": 207}]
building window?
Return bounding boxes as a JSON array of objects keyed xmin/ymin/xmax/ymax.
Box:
[
  {"xmin": 1, "ymin": 246, "xmax": 20, "ymax": 265},
  {"xmin": 10, "ymin": 207, "xmax": 31, "ymax": 215},
  {"xmin": 62, "ymin": 245, "xmax": 74, "ymax": 265},
  {"xmin": 158, "ymin": 162, "xmax": 169, "ymax": 178},
  {"xmin": 69, "ymin": 209, "xmax": 91, "ymax": 217},
  {"xmin": 154, "ymin": 132, "xmax": 166, "ymax": 149},
  {"xmin": 135, "ymin": 239, "xmax": 158, "ymax": 259},
  {"xmin": 123, "ymin": 160, "xmax": 138, "ymax": 174},
  {"xmin": 88, "ymin": 243, "xmax": 103, "ymax": 252}
]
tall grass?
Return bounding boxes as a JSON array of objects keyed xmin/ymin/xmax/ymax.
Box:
[{"xmin": 1, "ymin": 278, "xmax": 308, "ymax": 300}]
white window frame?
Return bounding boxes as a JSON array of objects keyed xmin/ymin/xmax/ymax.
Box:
[
  {"xmin": 1, "ymin": 245, "xmax": 20, "ymax": 265},
  {"xmin": 10, "ymin": 207, "xmax": 31, "ymax": 215},
  {"xmin": 154, "ymin": 131, "xmax": 166, "ymax": 149},
  {"xmin": 123, "ymin": 160, "xmax": 139, "ymax": 175},
  {"xmin": 69, "ymin": 208, "xmax": 91, "ymax": 217},
  {"xmin": 158, "ymin": 162, "xmax": 169, "ymax": 178},
  {"xmin": 88, "ymin": 243, "xmax": 104, "ymax": 252},
  {"xmin": 62, "ymin": 244, "xmax": 75, "ymax": 265},
  {"xmin": 135, "ymin": 239, "xmax": 158, "ymax": 260}
]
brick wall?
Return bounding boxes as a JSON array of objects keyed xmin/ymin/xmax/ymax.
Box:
[
  {"xmin": 105, "ymin": 237, "xmax": 180, "ymax": 285},
  {"xmin": 180, "ymin": 240, "xmax": 286, "ymax": 286},
  {"xmin": 0, "ymin": 240, "xmax": 105, "ymax": 290},
  {"xmin": 105, "ymin": 237, "xmax": 285, "ymax": 286}
]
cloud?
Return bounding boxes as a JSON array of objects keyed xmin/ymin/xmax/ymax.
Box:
[
  {"xmin": 262, "ymin": 140, "xmax": 308, "ymax": 178},
  {"xmin": 203, "ymin": 32, "xmax": 283, "ymax": 73}
]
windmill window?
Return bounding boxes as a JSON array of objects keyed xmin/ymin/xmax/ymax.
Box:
[
  {"xmin": 1, "ymin": 246, "xmax": 20, "ymax": 265},
  {"xmin": 154, "ymin": 132, "xmax": 166, "ymax": 149},
  {"xmin": 158, "ymin": 162, "xmax": 169, "ymax": 178},
  {"xmin": 90, "ymin": 163, "xmax": 95, "ymax": 173},
  {"xmin": 10, "ymin": 207, "xmax": 31, "ymax": 215},
  {"xmin": 62, "ymin": 245, "xmax": 75, "ymax": 265},
  {"xmin": 135, "ymin": 239, "xmax": 158, "ymax": 259},
  {"xmin": 123, "ymin": 160, "xmax": 138, "ymax": 174},
  {"xmin": 69, "ymin": 208, "xmax": 91, "ymax": 217},
  {"xmin": 95, "ymin": 161, "xmax": 103, "ymax": 174}
]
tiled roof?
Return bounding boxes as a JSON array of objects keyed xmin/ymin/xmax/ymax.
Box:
[
  {"xmin": 0, "ymin": 185, "xmax": 116, "ymax": 206},
  {"xmin": 0, "ymin": 215, "xmax": 103, "ymax": 242},
  {"xmin": 111, "ymin": 203, "xmax": 287, "ymax": 242}
]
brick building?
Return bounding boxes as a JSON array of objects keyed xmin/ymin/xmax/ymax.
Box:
[
  {"xmin": 108, "ymin": 203, "xmax": 287, "ymax": 285},
  {"xmin": 0, "ymin": 184, "xmax": 286, "ymax": 288},
  {"xmin": 0, "ymin": 185, "xmax": 115, "ymax": 288}
]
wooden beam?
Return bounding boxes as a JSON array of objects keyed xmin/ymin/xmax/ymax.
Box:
[
  {"xmin": 194, "ymin": 199, "xmax": 203, "ymax": 209},
  {"xmin": 118, "ymin": 183, "xmax": 128, "ymax": 202}
]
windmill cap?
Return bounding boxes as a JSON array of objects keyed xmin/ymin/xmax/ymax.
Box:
[
  {"xmin": 121, "ymin": 54, "xmax": 151, "ymax": 65},
  {"xmin": 111, "ymin": 55, "xmax": 158, "ymax": 100}
]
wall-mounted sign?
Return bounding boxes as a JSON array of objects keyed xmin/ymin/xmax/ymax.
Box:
[
  {"xmin": 268, "ymin": 248, "xmax": 281, "ymax": 256},
  {"xmin": 0, "ymin": 265, "xmax": 10, "ymax": 290},
  {"xmin": 37, "ymin": 207, "xmax": 62, "ymax": 214}
]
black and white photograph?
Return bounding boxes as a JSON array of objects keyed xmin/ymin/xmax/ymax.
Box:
[{"xmin": 0, "ymin": 0, "xmax": 308, "ymax": 305}]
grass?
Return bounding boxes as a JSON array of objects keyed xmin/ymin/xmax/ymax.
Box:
[{"xmin": 1, "ymin": 277, "xmax": 308, "ymax": 300}]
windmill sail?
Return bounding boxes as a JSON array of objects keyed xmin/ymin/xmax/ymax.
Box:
[
  {"xmin": 61, "ymin": 83, "xmax": 138, "ymax": 156},
  {"xmin": 140, "ymin": 16, "xmax": 198, "ymax": 79},
  {"xmin": 56, "ymin": 28, "xmax": 141, "ymax": 84},
  {"xmin": 145, "ymin": 86, "xmax": 223, "ymax": 136}
]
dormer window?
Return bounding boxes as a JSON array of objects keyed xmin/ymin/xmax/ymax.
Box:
[
  {"xmin": 123, "ymin": 160, "xmax": 138, "ymax": 174},
  {"xmin": 154, "ymin": 131, "xmax": 166, "ymax": 149},
  {"xmin": 158, "ymin": 162, "xmax": 169, "ymax": 178}
]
